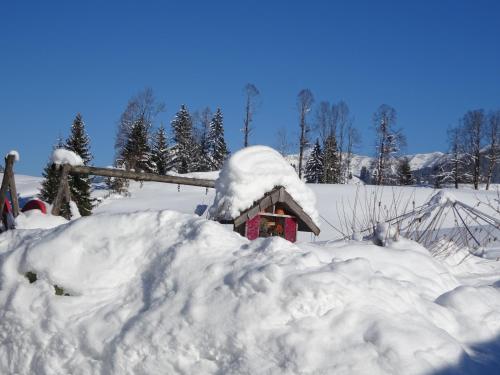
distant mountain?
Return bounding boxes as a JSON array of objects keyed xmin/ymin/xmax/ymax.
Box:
[{"xmin": 285, "ymin": 148, "xmax": 499, "ymax": 185}]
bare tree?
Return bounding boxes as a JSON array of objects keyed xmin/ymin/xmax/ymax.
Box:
[
  {"xmin": 297, "ymin": 89, "xmax": 314, "ymax": 179},
  {"xmin": 372, "ymin": 104, "xmax": 406, "ymax": 185},
  {"xmin": 242, "ymin": 83, "xmax": 260, "ymax": 147},
  {"xmin": 315, "ymin": 101, "xmax": 335, "ymax": 143},
  {"xmin": 275, "ymin": 127, "xmax": 293, "ymax": 156},
  {"xmin": 463, "ymin": 109, "xmax": 486, "ymax": 190},
  {"xmin": 485, "ymin": 110, "xmax": 499, "ymax": 190},
  {"xmin": 332, "ymin": 100, "xmax": 352, "ymax": 182},
  {"xmin": 115, "ymin": 87, "xmax": 165, "ymax": 161},
  {"xmin": 345, "ymin": 125, "xmax": 361, "ymax": 180},
  {"xmin": 445, "ymin": 125, "xmax": 468, "ymax": 189},
  {"xmin": 333, "ymin": 101, "xmax": 352, "ymax": 182}
]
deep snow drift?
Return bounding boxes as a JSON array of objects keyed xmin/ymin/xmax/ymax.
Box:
[{"xmin": 1, "ymin": 210, "xmax": 500, "ymax": 374}]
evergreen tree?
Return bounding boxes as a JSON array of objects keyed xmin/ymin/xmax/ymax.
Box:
[
  {"xmin": 398, "ymin": 157, "xmax": 413, "ymax": 185},
  {"xmin": 195, "ymin": 107, "xmax": 212, "ymax": 171},
  {"xmin": 305, "ymin": 139, "xmax": 324, "ymax": 183},
  {"xmin": 323, "ymin": 134, "xmax": 340, "ymax": 183},
  {"xmin": 39, "ymin": 137, "xmax": 71, "ymax": 218},
  {"xmin": 65, "ymin": 113, "xmax": 93, "ymax": 216},
  {"xmin": 121, "ymin": 116, "xmax": 156, "ymax": 173},
  {"xmin": 171, "ymin": 105, "xmax": 196, "ymax": 173},
  {"xmin": 360, "ymin": 166, "xmax": 371, "ymax": 184},
  {"xmin": 207, "ymin": 108, "xmax": 229, "ymax": 170},
  {"xmin": 151, "ymin": 124, "xmax": 171, "ymax": 175}
]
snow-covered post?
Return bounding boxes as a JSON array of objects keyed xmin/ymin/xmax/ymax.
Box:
[
  {"xmin": 51, "ymin": 164, "xmax": 72, "ymax": 217},
  {"xmin": 0, "ymin": 152, "xmax": 20, "ymax": 218},
  {"xmin": 50, "ymin": 149, "xmax": 84, "ymax": 217}
]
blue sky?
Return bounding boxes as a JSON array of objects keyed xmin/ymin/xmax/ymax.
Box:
[{"xmin": 1, "ymin": 0, "xmax": 499, "ymax": 175}]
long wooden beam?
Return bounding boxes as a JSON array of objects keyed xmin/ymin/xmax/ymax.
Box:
[{"xmin": 68, "ymin": 165, "xmax": 215, "ymax": 188}]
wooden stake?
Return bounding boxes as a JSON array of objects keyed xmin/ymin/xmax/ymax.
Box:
[
  {"xmin": 0, "ymin": 155, "xmax": 19, "ymax": 218},
  {"xmin": 51, "ymin": 164, "xmax": 71, "ymax": 217}
]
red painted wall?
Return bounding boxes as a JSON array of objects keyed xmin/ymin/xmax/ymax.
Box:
[
  {"xmin": 285, "ymin": 217, "xmax": 297, "ymax": 242},
  {"xmin": 246, "ymin": 215, "xmax": 260, "ymax": 240}
]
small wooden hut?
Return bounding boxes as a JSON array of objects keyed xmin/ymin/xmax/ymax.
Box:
[{"xmin": 219, "ymin": 186, "xmax": 320, "ymax": 243}]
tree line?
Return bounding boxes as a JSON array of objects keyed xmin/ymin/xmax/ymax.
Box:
[
  {"xmin": 34, "ymin": 85, "xmax": 500, "ymax": 219},
  {"xmin": 434, "ymin": 109, "xmax": 499, "ymax": 190},
  {"xmin": 39, "ymin": 88, "xmax": 229, "ymax": 218}
]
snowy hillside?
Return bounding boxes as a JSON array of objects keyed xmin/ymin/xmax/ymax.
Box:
[
  {"xmin": 285, "ymin": 150, "xmax": 448, "ymax": 178},
  {"xmin": 1, "ymin": 173, "xmax": 500, "ymax": 374},
  {"xmin": 286, "ymin": 149, "xmax": 500, "ymax": 185}
]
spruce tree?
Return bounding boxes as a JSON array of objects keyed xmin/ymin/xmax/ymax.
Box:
[
  {"xmin": 171, "ymin": 105, "xmax": 196, "ymax": 173},
  {"xmin": 195, "ymin": 107, "xmax": 212, "ymax": 172},
  {"xmin": 398, "ymin": 157, "xmax": 413, "ymax": 185},
  {"xmin": 151, "ymin": 124, "xmax": 171, "ymax": 175},
  {"xmin": 323, "ymin": 135, "xmax": 340, "ymax": 183},
  {"xmin": 305, "ymin": 139, "xmax": 324, "ymax": 183},
  {"xmin": 207, "ymin": 108, "xmax": 229, "ymax": 170},
  {"xmin": 65, "ymin": 113, "xmax": 93, "ymax": 216},
  {"xmin": 121, "ymin": 116, "xmax": 156, "ymax": 173},
  {"xmin": 360, "ymin": 166, "xmax": 371, "ymax": 184},
  {"xmin": 39, "ymin": 137, "xmax": 71, "ymax": 218}
]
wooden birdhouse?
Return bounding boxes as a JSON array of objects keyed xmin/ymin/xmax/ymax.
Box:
[{"xmin": 219, "ymin": 186, "xmax": 320, "ymax": 243}]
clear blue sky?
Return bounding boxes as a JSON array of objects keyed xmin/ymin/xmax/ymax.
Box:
[{"xmin": 1, "ymin": 0, "xmax": 499, "ymax": 175}]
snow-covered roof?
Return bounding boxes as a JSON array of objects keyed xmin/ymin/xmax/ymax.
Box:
[
  {"xmin": 52, "ymin": 148, "xmax": 83, "ymax": 166},
  {"xmin": 209, "ymin": 146, "xmax": 319, "ymax": 226}
]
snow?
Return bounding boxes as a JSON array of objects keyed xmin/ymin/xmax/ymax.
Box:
[
  {"xmin": 1, "ymin": 173, "xmax": 500, "ymax": 374},
  {"xmin": 51, "ymin": 148, "xmax": 84, "ymax": 166},
  {"xmin": 6, "ymin": 150, "xmax": 20, "ymax": 161},
  {"xmin": 1, "ymin": 210, "xmax": 499, "ymax": 374},
  {"xmin": 429, "ymin": 189, "xmax": 457, "ymax": 206},
  {"xmin": 15, "ymin": 209, "xmax": 68, "ymax": 230},
  {"xmin": 209, "ymin": 146, "xmax": 319, "ymax": 225}
]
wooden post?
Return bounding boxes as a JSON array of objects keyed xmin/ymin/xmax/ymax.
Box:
[
  {"xmin": 0, "ymin": 154, "xmax": 19, "ymax": 218},
  {"xmin": 51, "ymin": 164, "xmax": 71, "ymax": 217},
  {"xmin": 69, "ymin": 165, "xmax": 215, "ymax": 188}
]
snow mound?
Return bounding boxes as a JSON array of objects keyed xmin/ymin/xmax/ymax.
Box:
[
  {"xmin": 15, "ymin": 209, "xmax": 68, "ymax": 230},
  {"xmin": 1, "ymin": 210, "xmax": 500, "ymax": 374},
  {"xmin": 51, "ymin": 148, "xmax": 83, "ymax": 166},
  {"xmin": 209, "ymin": 146, "xmax": 319, "ymax": 224},
  {"xmin": 6, "ymin": 150, "xmax": 20, "ymax": 161}
]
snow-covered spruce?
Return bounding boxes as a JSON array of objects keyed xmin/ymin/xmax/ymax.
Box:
[{"xmin": 209, "ymin": 146, "xmax": 319, "ymax": 225}]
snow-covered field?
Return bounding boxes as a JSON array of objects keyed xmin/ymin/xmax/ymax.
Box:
[{"xmin": 1, "ymin": 172, "xmax": 500, "ymax": 374}]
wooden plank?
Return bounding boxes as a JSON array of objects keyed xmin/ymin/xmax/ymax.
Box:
[
  {"xmin": 6, "ymin": 156, "xmax": 19, "ymax": 217},
  {"xmin": 258, "ymin": 194, "xmax": 274, "ymax": 213},
  {"xmin": 0, "ymin": 155, "xmax": 16, "ymax": 218},
  {"xmin": 285, "ymin": 216, "xmax": 297, "ymax": 242},
  {"xmin": 51, "ymin": 164, "xmax": 71, "ymax": 216},
  {"xmin": 68, "ymin": 165, "xmax": 215, "ymax": 188},
  {"xmin": 246, "ymin": 215, "xmax": 260, "ymax": 240},
  {"xmin": 280, "ymin": 189, "xmax": 320, "ymax": 236}
]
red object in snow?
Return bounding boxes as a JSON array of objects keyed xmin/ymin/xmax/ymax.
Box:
[
  {"xmin": 246, "ymin": 215, "xmax": 260, "ymax": 240},
  {"xmin": 284, "ymin": 216, "xmax": 297, "ymax": 243},
  {"xmin": 2, "ymin": 199, "xmax": 12, "ymax": 214},
  {"xmin": 21, "ymin": 199, "xmax": 47, "ymax": 214}
]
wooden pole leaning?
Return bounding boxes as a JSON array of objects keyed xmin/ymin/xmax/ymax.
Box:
[
  {"xmin": 69, "ymin": 165, "xmax": 215, "ymax": 188},
  {"xmin": 51, "ymin": 164, "xmax": 72, "ymax": 217},
  {"xmin": 0, "ymin": 154, "xmax": 20, "ymax": 218}
]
